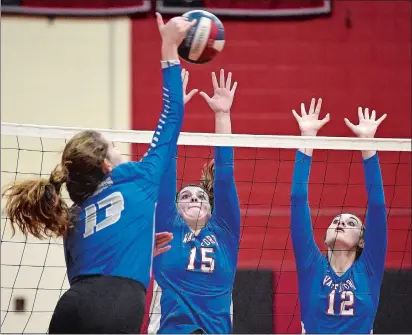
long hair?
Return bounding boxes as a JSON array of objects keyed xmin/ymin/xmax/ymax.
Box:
[
  {"xmin": 200, "ymin": 159, "xmax": 215, "ymax": 211},
  {"xmin": 2, "ymin": 130, "xmax": 109, "ymax": 239}
]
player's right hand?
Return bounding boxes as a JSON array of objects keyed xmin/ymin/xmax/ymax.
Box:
[
  {"xmin": 156, "ymin": 12, "xmax": 197, "ymax": 47},
  {"xmin": 292, "ymin": 98, "xmax": 330, "ymax": 136}
]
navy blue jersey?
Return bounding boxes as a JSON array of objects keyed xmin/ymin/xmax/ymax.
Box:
[
  {"xmin": 64, "ymin": 64, "xmax": 184, "ymax": 289},
  {"xmin": 290, "ymin": 150, "xmax": 387, "ymax": 333},
  {"xmin": 149, "ymin": 146, "xmax": 240, "ymax": 334}
]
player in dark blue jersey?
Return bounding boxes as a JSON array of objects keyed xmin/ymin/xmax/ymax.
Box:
[
  {"xmin": 2, "ymin": 13, "xmax": 196, "ymax": 334},
  {"xmin": 290, "ymin": 98, "xmax": 388, "ymax": 333},
  {"xmin": 148, "ymin": 69, "xmax": 240, "ymax": 334}
]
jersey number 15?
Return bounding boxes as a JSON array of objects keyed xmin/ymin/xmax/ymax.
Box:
[
  {"xmin": 187, "ymin": 247, "xmax": 215, "ymax": 273},
  {"xmin": 83, "ymin": 192, "xmax": 125, "ymax": 238}
]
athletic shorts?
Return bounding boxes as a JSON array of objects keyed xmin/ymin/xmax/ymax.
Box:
[{"xmin": 48, "ymin": 275, "xmax": 146, "ymax": 334}]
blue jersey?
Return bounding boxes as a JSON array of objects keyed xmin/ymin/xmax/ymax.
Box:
[
  {"xmin": 149, "ymin": 146, "xmax": 241, "ymax": 334},
  {"xmin": 290, "ymin": 150, "xmax": 387, "ymax": 334},
  {"xmin": 63, "ymin": 64, "xmax": 184, "ymax": 289}
]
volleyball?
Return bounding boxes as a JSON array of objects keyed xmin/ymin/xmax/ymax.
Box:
[{"xmin": 178, "ymin": 10, "xmax": 225, "ymax": 64}]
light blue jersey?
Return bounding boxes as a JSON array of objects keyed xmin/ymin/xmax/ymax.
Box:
[
  {"xmin": 291, "ymin": 150, "xmax": 387, "ymax": 333},
  {"xmin": 64, "ymin": 64, "xmax": 184, "ymax": 289},
  {"xmin": 149, "ymin": 146, "xmax": 241, "ymax": 334}
]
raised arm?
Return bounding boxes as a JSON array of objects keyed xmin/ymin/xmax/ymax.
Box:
[
  {"xmin": 344, "ymin": 108, "xmax": 388, "ymax": 276},
  {"xmin": 155, "ymin": 69, "xmax": 198, "ymax": 232},
  {"xmin": 154, "ymin": 147, "xmax": 178, "ymax": 233},
  {"xmin": 137, "ymin": 14, "xmax": 196, "ymax": 184},
  {"xmin": 213, "ymin": 147, "xmax": 240, "ymax": 239},
  {"xmin": 291, "ymin": 98, "xmax": 329, "ymax": 271},
  {"xmin": 200, "ymin": 70, "xmax": 240, "ymax": 239}
]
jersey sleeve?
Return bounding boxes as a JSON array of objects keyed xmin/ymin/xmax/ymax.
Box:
[
  {"xmin": 359, "ymin": 153, "xmax": 387, "ymax": 277},
  {"xmin": 155, "ymin": 147, "xmax": 178, "ymax": 233},
  {"xmin": 212, "ymin": 146, "xmax": 241, "ymax": 240},
  {"xmin": 290, "ymin": 150, "xmax": 323, "ymax": 272},
  {"xmin": 116, "ymin": 64, "xmax": 184, "ymax": 185}
]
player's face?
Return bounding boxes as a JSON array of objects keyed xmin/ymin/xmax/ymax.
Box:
[
  {"xmin": 325, "ymin": 213, "xmax": 364, "ymax": 250},
  {"xmin": 103, "ymin": 141, "xmax": 123, "ymax": 172},
  {"xmin": 176, "ymin": 186, "xmax": 211, "ymax": 226}
]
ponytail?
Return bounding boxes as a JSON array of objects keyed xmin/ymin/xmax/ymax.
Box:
[
  {"xmin": 200, "ymin": 159, "xmax": 215, "ymax": 211},
  {"xmin": 2, "ymin": 165, "xmax": 71, "ymax": 239}
]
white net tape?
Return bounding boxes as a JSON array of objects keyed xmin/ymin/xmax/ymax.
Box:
[{"xmin": 2, "ymin": 122, "xmax": 411, "ymax": 151}]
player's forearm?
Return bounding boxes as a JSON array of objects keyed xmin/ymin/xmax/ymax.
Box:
[
  {"xmin": 156, "ymin": 64, "xmax": 184, "ymax": 163},
  {"xmin": 215, "ymin": 112, "xmax": 232, "ymax": 134},
  {"xmin": 363, "ymin": 153, "xmax": 385, "ymax": 206},
  {"xmin": 159, "ymin": 63, "xmax": 184, "ymax": 136},
  {"xmin": 298, "ymin": 148, "xmax": 313, "ymax": 157},
  {"xmin": 291, "ymin": 150, "xmax": 311, "ymax": 202},
  {"xmin": 362, "ymin": 150, "xmax": 377, "ymax": 160},
  {"xmin": 161, "ymin": 42, "xmax": 179, "ymax": 61},
  {"xmin": 298, "ymin": 132, "xmax": 316, "ymax": 157},
  {"xmin": 215, "ymin": 146, "xmax": 234, "ymax": 178},
  {"xmin": 214, "ymin": 146, "xmax": 240, "ymax": 236},
  {"xmin": 214, "ymin": 148, "xmax": 236, "ymax": 224},
  {"xmin": 363, "ymin": 153, "xmax": 387, "ymax": 272}
]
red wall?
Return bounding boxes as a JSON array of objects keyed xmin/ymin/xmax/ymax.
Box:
[{"xmin": 132, "ymin": 1, "xmax": 411, "ymax": 333}]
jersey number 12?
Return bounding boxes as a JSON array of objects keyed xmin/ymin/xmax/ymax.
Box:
[
  {"xmin": 83, "ymin": 192, "xmax": 125, "ymax": 238},
  {"xmin": 326, "ymin": 290, "xmax": 355, "ymax": 316}
]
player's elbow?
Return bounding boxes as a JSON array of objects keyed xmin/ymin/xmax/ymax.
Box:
[
  {"xmin": 367, "ymin": 202, "xmax": 387, "ymax": 215},
  {"xmin": 290, "ymin": 191, "xmax": 308, "ymax": 205},
  {"xmin": 215, "ymin": 166, "xmax": 234, "ymax": 181}
]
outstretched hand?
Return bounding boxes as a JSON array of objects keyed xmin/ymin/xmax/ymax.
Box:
[
  {"xmin": 154, "ymin": 232, "xmax": 173, "ymax": 257},
  {"xmin": 292, "ymin": 98, "xmax": 330, "ymax": 136},
  {"xmin": 344, "ymin": 107, "xmax": 387, "ymax": 139},
  {"xmin": 200, "ymin": 69, "xmax": 238, "ymax": 114},
  {"xmin": 182, "ymin": 69, "xmax": 198, "ymax": 104}
]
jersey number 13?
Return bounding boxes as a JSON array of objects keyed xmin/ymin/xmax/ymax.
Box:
[{"xmin": 83, "ymin": 192, "xmax": 125, "ymax": 238}]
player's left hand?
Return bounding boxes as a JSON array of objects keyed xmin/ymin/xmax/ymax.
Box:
[
  {"xmin": 154, "ymin": 232, "xmax": 174, "ymax": 257},
  {"xmin": 344, "ymin": 107, "xmax": 387, "ymax": 138},
  {"xmin": 200, "ymin": 69, "xmax": 238, "ymax": 114},
  {"xmin": 182, "ymin": 69, "xmax": 198, "ymax": 105}
]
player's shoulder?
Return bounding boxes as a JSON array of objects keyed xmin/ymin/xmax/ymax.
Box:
[
  {"xmin": 304, "ymin": 253, "xmax": 327, "ymax": 274},
  {"xmin": 112, "ymin": 161, "xmax": 142, "ymax": 180},
  {"xmin": 353, "ymin": 256, "xmax": 368, "ymax": 272},
  {"xmin": 111, "ymin": 161, "xmax": 157, "ymax": 189},
  {"xmin": 205, "ymin": 216, "xmax": 232, "ymax": 239}
]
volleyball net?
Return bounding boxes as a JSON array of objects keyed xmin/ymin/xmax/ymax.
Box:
[{"xmin": 1, "ymin": 122, "xmax": 411, "ymax": 333}]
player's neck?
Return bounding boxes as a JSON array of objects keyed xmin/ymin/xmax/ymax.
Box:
[
  {"xmin": 186, "ymin": 220, "xmax": 207, "ymax": 236},
  {"xmin": 328, "ymin": 249, "xmax": 356, "ymax": 277}
]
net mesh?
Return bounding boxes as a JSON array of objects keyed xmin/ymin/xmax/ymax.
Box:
[{"xmin": 1, "ymin": 122, "xmax": 411, "ymax": 333}]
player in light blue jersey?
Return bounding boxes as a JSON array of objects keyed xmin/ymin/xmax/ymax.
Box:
[
  {"xmin": 148, "ymin": 69, "xmax": 240, "ymax": 334},
  {"xmin": 3, "ymin": 13, "xmax": 196, "ymax": 334},
  {"xmin": 290, "ymin": 98, "xmax": 388, "ymax": 333}
]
